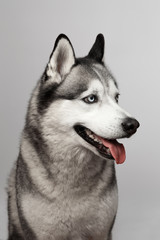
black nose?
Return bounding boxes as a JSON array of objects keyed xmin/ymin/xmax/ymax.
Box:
[{"xmin": 122, "ymin": 117, "xmax": 140, "ymax": 135}]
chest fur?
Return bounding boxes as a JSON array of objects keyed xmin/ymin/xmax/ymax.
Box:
[{"xmin": 20, "ymin": 186, "xmax": 118, "ymax": 240}]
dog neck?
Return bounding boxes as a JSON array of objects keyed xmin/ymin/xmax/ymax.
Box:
[{"xmin": 21, "ymin": 127, "xmax": 116, "ymax": 200}]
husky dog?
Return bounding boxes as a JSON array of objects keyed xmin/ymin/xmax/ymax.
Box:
[{"xmin": 7, "ymin": 34, "xmax": 139, "ymax": 240}]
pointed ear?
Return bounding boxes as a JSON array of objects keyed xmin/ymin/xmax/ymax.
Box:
[
  {"xmin": 87, "ymin": 34, "xmax": 105, "ymax": 62},
  {"xmin": 45, "ymin": 34, "xmax": 75, "ymax": 83}
]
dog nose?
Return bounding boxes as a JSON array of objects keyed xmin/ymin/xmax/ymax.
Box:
[{"xmin": 122, "ymin": 117, "xmax": 140, "ymax": 135}]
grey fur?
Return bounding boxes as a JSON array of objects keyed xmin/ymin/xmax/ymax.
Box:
[{"xmin": 7, "ymin": 34, "xmax": 139, "ymax": 240}]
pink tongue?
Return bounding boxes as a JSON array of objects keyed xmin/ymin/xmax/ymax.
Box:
[{"xmin": 97, "ymin": 136, "xmax": 126, "ymax": 164}]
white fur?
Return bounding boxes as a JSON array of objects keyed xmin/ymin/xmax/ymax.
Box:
[
  {"xmin": 47, "ymin": 38, "xmax": 75, "ymax": 82},
  {"xmin": 40, "ymin": 76, "xmax": 132, "ymax": 160}
]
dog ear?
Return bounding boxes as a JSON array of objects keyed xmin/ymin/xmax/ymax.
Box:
[
  {"xmin": 44, "ymin": 34, "xmax": 75, "ymax": 83},
  {"xmin": 87, "ymin": 34, "xmax": 105, "ymax": 62}
]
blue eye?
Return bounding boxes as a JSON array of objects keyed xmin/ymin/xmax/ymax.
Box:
[{"xmin": 83, "ymin": 94, "xmax": 98, "ymax": 104}]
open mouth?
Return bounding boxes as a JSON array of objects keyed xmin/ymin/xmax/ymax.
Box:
[{"xmin": 74, "ymin": 125, "xmax": 126, "ymax": 164}]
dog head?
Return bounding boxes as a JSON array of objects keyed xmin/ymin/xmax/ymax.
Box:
[{"xmin": 30, "ymin": 34, "xmax": 139, "ymax": 164}]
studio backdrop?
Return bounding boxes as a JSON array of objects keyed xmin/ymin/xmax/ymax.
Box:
[{"xmin": 0, "ymin": 1, "xmax": 159, "ymax": 239}]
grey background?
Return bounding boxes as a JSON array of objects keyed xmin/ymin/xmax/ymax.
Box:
[{"xmin": 0, "ymin": 0, "xmax": 160, "ymax": 239}]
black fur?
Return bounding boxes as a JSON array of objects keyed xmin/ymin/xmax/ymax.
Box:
[
  {"xmin": 16, "ymin": 157, "xmax": 37, "ymax": 240},
  {"xmin": 49, "ymin": 34, "xmax": 76, "ymax": 62},
  {"xmin": 108, "ymin": 215, "xmax": 116, "ymax": 240},
  {"xmin": 37, "ymin": 81, "xmax": 60, "ymax": 113},
  {"xmin": 8, "ymin": 226, "xmax": 24, "ymax": 240},
  {"xmin": 88, "ymin": 34, "xmax": 105, "ymax": 62}
]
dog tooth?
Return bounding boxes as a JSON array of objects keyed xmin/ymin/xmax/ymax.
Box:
[
  {"xmin": 94, "ymin": 139, "xmax": 98, "ymax": 142},
  {"xmin": 93, "ymin": 135, "xmax": 98, "ymax": 140},
  {"xmin": 86, "ymin": 129, "xmax": 90, "ymax": 135},
  {"xmin": 89, "ymin": 134, "xmax": 94, "ymax": 139}
]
